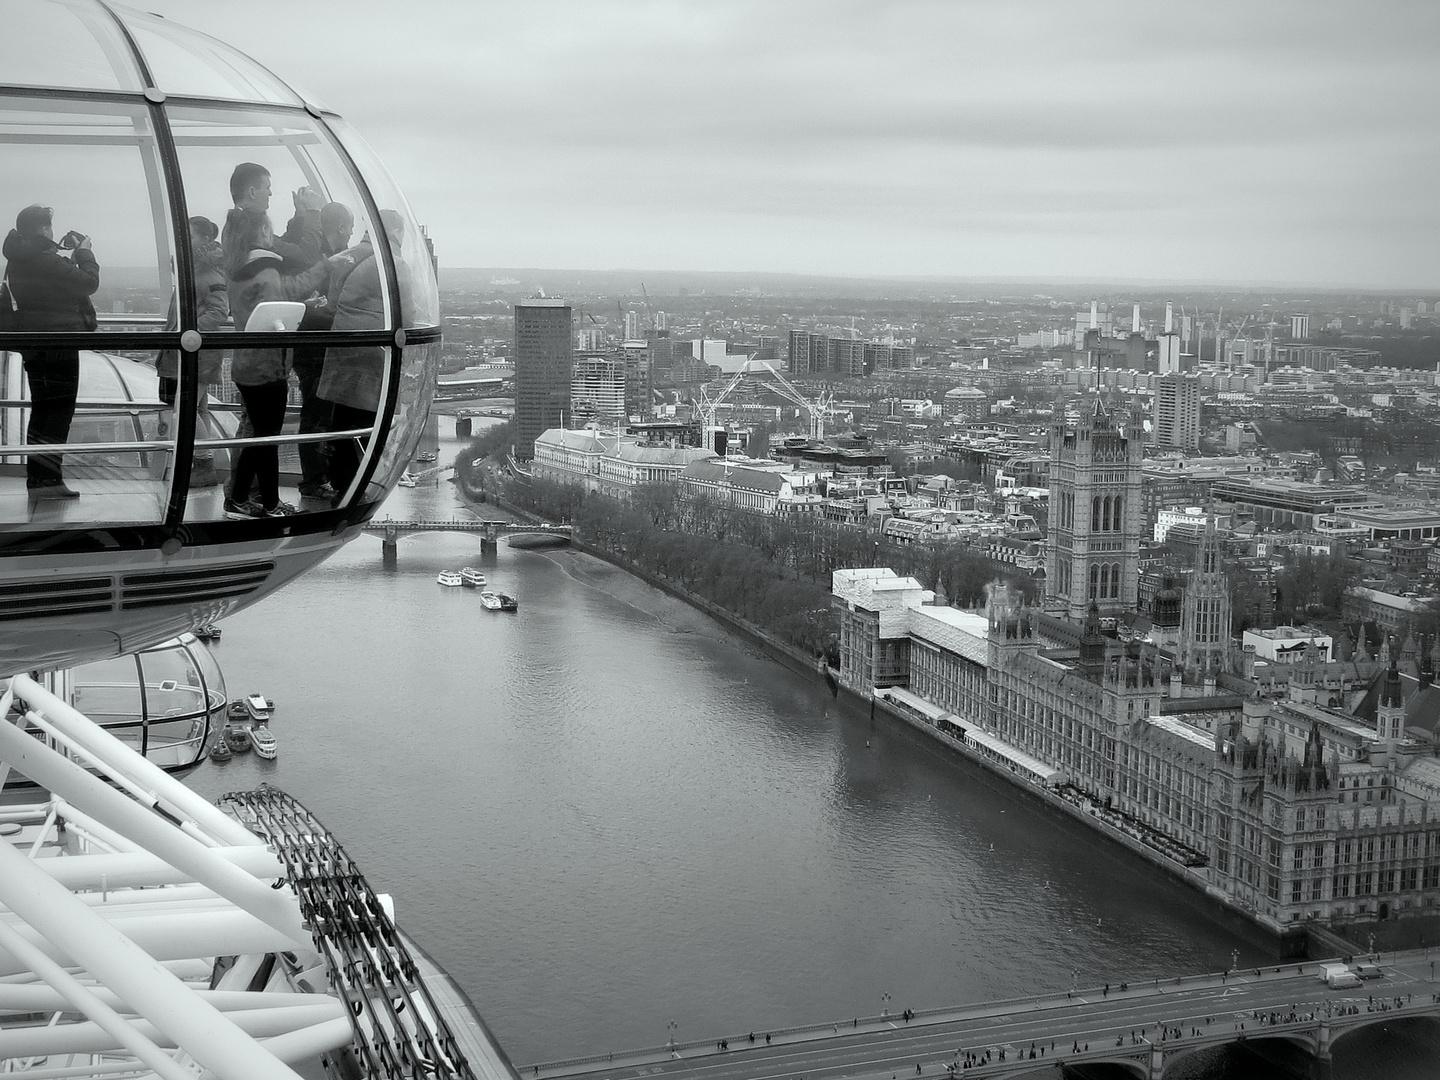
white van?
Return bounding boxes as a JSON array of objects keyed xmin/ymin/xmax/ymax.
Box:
[{"xmin": 1318, "ymin": 962, "xmax": 1361, "ymax": 989}]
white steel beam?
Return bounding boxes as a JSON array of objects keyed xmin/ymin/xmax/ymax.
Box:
[
  {"xmin": 0, "ymin": 907, "xmax": 301, "ymax": 979},
  {"xmin": 33, "ymin": 846, "xmax": 284, "ymax": 891},
  {"xmin": 0, "ymin": 720, "xmax": 307, "ymax": 947},
  {"xmin": 10, "ymin": 674, "xmax": 262, "ymax": 848},
  {"xmin": 0, "ymin": 841, "xmax": 306, "ymax": 1080},
  {"xmin": 0, "ymin": 1001, "xmax": 345, "ymax": 1057},
  {"xmin": 0, "ymin": 915, "xmax": 193, "ymax": 1080}
]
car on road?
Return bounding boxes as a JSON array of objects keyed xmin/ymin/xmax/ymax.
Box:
[{"xmin": 1355, "ymin": 963, "xmax": 1383, "ymax": 980}]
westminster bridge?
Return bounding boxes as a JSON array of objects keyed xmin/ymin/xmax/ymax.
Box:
[
  {"xmin": 522, "ymin": 951, "xmax": 1440, "ymax": 1080},
  {"xmin": 360, "ymin": 518, "xmax": 571, "ymax": 558}
]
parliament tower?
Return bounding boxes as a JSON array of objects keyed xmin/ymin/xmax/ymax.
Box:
[
  {"xmin": 1045, "ymin": 397, "xmax": 1143, "ymax": 620},
  {"xmin": 1177, "ymin": 516, "xmax": 1232, "ymax": 679}
]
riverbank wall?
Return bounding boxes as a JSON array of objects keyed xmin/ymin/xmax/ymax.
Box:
[
  {"xmin": 860, "ymin": 687, "xmax": 1310, "ymax": 960},
  {"xmin": 471, "ymin": 490, "xmax": 1342, "ymax": 961}
]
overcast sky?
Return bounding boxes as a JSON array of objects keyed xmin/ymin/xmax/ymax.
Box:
[{"xmin": 140, "ymin": 0, "xmax": 1440, "ymax": 289}]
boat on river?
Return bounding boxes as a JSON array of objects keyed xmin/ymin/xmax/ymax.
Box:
[
  {"xmin": 496, "ymin": 592, "xmax": 519, "ymax": 612},
  {"xmin": 222, "ymin": 723, "xmax": 251, "ymax": 753},
  {"xmin": 194, "ymin": 623, "xmax": 221, "ymax": 641},
  {"xmin": 398, "ymin": 472, "xmax": 419, "ymax": 488},
  {"xmin": 437, "ymin": 570, "xmax": 463, "ymax": 587},
  {"xmin": 479, "ymin": 591, "xmax": 502, "ymax": 610},
  {"xmin": 243, "ymin": 694, "xmax": 274, "ymax": 722},
  {"xmin": 417, "ymin": 451, "xmax": 438, "ymax": 463},
  {"xmin": 250, "ymin": 722, "xmax": 277, "ymax": 760},
  {"xmin": 210, "ymin": 734, "xmax": 231, "ymax": 762},
  {"xmin": 460, "ymin": 567, "xmax": 486, "ymax": 588}
]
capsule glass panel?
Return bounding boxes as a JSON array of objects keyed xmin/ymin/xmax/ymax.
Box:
[
  {"xmin": 326, "ymin": 118, "xmax": 441, "ymax": 330},
  {"xmin": 117, "ymin": 5, "xmax": 304, "ymax": 106},
  {"xmin": 0, "ymin": 96, "xmax": 176, "ymax": 322},
  {"xmin": 168, "ymin": 105, "xmax": 389, "ymax": 517},
  {"xmin": 0, "ymin": 0, "xmax": 144, "ymax": 93},
  {"xmin": 362, "ymin": 341, "xmax": 441, "ymax": 500}
]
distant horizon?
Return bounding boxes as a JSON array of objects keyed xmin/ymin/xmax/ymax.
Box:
[
  {"xmin": 136, "ymin": 2, "xmax": 1440, "ymax": 292},
  {"xmin": 439, "ymin": 267, "xmax": 1440, "ymax": 298}
]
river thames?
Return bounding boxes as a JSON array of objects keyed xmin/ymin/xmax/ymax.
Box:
[{"xmin": 184, "ymin": 418, "xmax": 1438, "ymax": 1079}]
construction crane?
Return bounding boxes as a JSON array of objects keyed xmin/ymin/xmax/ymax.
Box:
[
  {"xmin": 640, "ymin": 282, "xmax": 655, "ymax": 333},
  {"xmin": 694, "ymin": 358, "xmax": 838, "ymax": 446}
]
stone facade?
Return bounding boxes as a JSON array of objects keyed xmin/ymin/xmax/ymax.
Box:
[{"xmin": 834, "ymin": 568, "xmax": 1440, "ymax": 936}]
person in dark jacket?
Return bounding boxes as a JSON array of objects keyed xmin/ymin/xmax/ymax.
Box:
[
  {"xmin": 1, "ymin": 203, "xmax": 100, "ymax": 497},
  {"xmin": 220, "ymin": 207, "xmax": 346, "ymax": 518},
  {"xmin": 285, "ymin": 201, "xmax": 355, "ymax": 500},
  {"xmin": 319, "ymin": 210, "xmax": 409, "ymax": 497}
]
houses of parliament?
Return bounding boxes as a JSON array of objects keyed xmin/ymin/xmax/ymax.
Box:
[{"xmin": 834, "ymin": 396, "xmax": 1440, "ymax": 946}]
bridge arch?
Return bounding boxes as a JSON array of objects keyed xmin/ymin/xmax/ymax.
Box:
[
  {"xmin": 1063, "ymin": 1055, "xmax": 1149, "ymax": 1079},
  {"xmin": 1159, "ymin": 1032, "xmax": 1314, "ymax": 1079},
  {"xmin": 1330, "ymin": 1012, "xmax": 1440, "ymax": 1052}
]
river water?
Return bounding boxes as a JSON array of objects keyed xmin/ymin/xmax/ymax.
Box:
[{"xmin": 185, "ymin": 418, "xmax": 1437, "ymax": 1079}]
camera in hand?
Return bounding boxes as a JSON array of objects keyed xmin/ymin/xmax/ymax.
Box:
[{"xmin": 59, "ymin": 230, "xmax": 86, "ymax": 250}]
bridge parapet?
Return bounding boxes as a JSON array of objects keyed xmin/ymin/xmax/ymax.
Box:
[{"xmin": 526, "ymin": 951, "xmax": 1440, "ymax": 1080}]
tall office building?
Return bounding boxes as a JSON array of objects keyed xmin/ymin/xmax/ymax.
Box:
[
  {"xmin": 1045, "ymin": 397, "xmax": 1144, "ymax": 619},
  {"xmin": 1290, "ymin": 314, "xmax": 1310, "ymax": 340},
  {"xmin": 624, "ymin": 309, "xmax": 640, "ymax": 341},
  {"xmin": 1152, "ymin": 374, "xmax": 1201, "ymax": 451},
  {"xmin": 570, "ymin": 354, "xmax": 627, "ymax": 426},
  {"xmin": 514, "ymin": 299, "xmax": 573, "ymax": 460}
]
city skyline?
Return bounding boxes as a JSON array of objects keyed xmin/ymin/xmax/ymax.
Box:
[{"xmin": 140, "ymin": 1, "xmax": 1440, "ymax": 291}]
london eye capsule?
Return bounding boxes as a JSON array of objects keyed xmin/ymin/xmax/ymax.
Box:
[{"xmin": 0, "ymin": 0, "xmax": 441, "ymax": 672}]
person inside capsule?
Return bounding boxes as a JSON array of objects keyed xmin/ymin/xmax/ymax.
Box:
[{"xmin": 1, "ymin": 203, "xmax": 100, "ymax": 500}]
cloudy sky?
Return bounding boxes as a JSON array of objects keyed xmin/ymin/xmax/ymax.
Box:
[{"xmin": 141, "ymin": 0, "xmax": 1439, "ymax": 288}]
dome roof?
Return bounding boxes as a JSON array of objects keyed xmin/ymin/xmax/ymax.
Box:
[{"xmin": 0, "ymin": 0, "xmax": 443, "ymax": 671}]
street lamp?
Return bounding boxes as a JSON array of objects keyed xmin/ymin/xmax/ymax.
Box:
[
  {"xmin": 667, "ymin": 1021, "xmax": 678, "ymax": 1051},
  {"xmin": 881, "ymin": 992, "xmax": 891, "ymax": 1017}
]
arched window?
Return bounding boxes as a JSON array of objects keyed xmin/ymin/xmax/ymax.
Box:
[
  {"xmin": 1102, "ymin": 495, "xmax": 1112, "ymax": 532},
  {"xmin": 1092, "ymin": 496, "xmax": 1101, "ymax": 532},
  {"xmin": 1112, "ymin": 562, "xmax": 1121, "ymax": 599},
  {"xmin": 1089, "ymin": 564, "xmax": 1098, "ymax": 600},
  {"xmin": 1099, "ymin": 563, "xmax": 1110, "ymax": 598},
  {"xmin": 1112, "ymin": 496, "xmax": 1122, "ymax": 531}
]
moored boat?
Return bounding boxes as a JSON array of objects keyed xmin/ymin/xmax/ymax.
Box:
[
  {"xmin": 194, "ymin": 623, "xmax": 221, "ymax": 641},
  {"xmin": 244, "ymin": 694, "xmax": 274, "ymax": 722},
  {"xmin": 398, "ymin": 472, "xmax": 419, "ymax": 488},
  {"xmin": 497, "ymin": 592, "xmax": 519, "ymax": 612},
  {"xmin": 250, "ymin": 722, "xmax": 277, "ymax": 760},
  {"xmin": 417, "ymin": 451, "xmax": 438, "ymax": 463},
  {"xmin": 478, "ymin": 591, "xmax": 502, "ymax": 610},
  {"xmin": 210, "ymin": 735, "xmax": 231, "ymax": 762},
  {"xmin": 460, "ymin": 567, "xmax": 486, "ymax": 588},
  {"xmin": 223, "ymin": 723, "xmax": 251, "ymax": 753},
  {"xmin": 437, "ymin": 570, "xmax": 463, "ymax": 587},
  {"xmin": 227, "ymin": 699, "xmax": 249, "ymax": 723}
]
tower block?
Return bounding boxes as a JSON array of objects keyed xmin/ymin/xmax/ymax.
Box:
[{"xmin": 1045, "ymin": 397, "xmax": 1144, "ymax": 620}]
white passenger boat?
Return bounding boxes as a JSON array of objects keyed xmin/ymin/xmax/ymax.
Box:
[
  {"xmin": 250, "ymin": 722, "xmax": 277, "ymax": 760},
  {"xmin": 479, "ymin": 591, "xmax": 503, "ymax": 610},
  {"xmin": 460, "ymin": 567, "xmax": 486, "ymax": 588},
  {"xmin": 437, "ymin": 570, "xmax": 463, "ymax": 587}
]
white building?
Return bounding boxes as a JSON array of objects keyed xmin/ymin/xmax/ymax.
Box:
[
  {"xmin": 1243, "ymin": 625, "xmax": 1333, "ymax": 664},
  {"xmin": 533, "ymin": 428, "xmax": 715, "ymax": 497}
]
